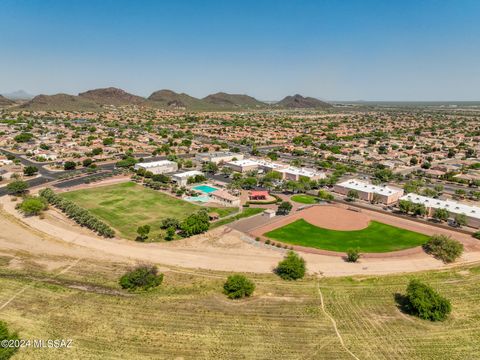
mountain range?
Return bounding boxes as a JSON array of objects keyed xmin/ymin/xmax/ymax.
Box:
[{"xmin": 3, "ymin": 87, "xmax": 332, "ymax": 111}]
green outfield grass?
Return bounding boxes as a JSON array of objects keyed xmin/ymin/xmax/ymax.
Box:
[
  {"xmin": 264, "ymin": 219, "xmax": 429, "ymax": 252},
  {"xmin": 61, "ymin": 182, "xmax": 237, "ymax": 240},
  {"xmin": 290, "ymin": 194, "xmax": 318, "ymax": 204}
]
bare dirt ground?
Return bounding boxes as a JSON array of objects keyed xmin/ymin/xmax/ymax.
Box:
[{"xmin": 2, "ymin": 196, "xmax": 480, "ymax": 277}]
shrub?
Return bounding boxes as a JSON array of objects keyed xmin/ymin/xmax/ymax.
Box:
[
  {"xmin": 423, "ymin": 234, "xmax": 464, "ymax": 263},
  {"xmin": 275, "ymin": 251, "xmax": 306, "ymax": 280},
  {"xmin": 17, "ymin": 196, "xmax": 47, "ymax": 216},
  {"xmin": 6, "ymin": 180, "xmax": 28, "ymax": 195},
  {"xmin": 165, "ymin": 226, "xmax": 176, "ymax": 241},
  {"xmin": 404, "ymin": 279, "xmax": 451, "ymax": 321},
  {"xmin": 346, "ymin": 248, "xmax": 360, "ymax": 263},
  {"xmin": 160, "ymin": 217, "xmax": 180, "ymax": 230},
  {"xmin": 0, "ymin": 320, "xmax": 19, "ymax": 359},
  {"xmin": 23, "ymin": 165, "xmax": 38, "ymax": 176},
  {"xmin": 119, "ymin": 265, "xmax": 163, "ymax": 291},
  {"xmin": 474, "ymin": 231, "xmax": 480, "ymax": 240},
  {"xmin": 223, "ymin": 274, "xmax": 255, "ymax": 299}
]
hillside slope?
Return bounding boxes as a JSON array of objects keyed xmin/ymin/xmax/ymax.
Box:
[
  {"xmin": 0, "ymin": 95, "xmax": 15, "ymax": 107},
  {"xmin": 276, "ymin": 94, "xmax": 332, "ymax": 109},
  {"xmin": 78, "ymin": 87, "xmax": 146, "ymax": 106},
  {"xmin": 202, "ymin": 92, "xmax": 267, "ymax": 109},
  {"xmin": 19, "ymin": 94, "xmax": 102, "ymax": 111}
]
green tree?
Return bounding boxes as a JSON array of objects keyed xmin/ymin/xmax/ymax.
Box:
[
  {"xmin": 404, "ymin": 279, "xmax": 451, "ymax": 321},
  {"xmin": 433, "ymin": 208, "xmax": 449, "ymax": 222},
  {"xmin": 202, "ymin": 161, "xmax": 219, "ymax": 174},
  {"xmin": 103, "ymin": 137, "xmax": 114, "ymax": 146},
  {"xmin": 275, "ymin": 251, "xmax": 306, "ymax": 280},
  {"xmin": 181, "ymin": 209, "xmax": 210, "ymax": 236},
  {"xmin": 23, "ymin": 165, "xmax": 38, "ymax": 176},
  {"xmin": 277, "ymin": 201, "xmax": 292, "ymax": 215},
  {"xmin": 14, "ymin": 132, "xmax": 33, "ymax": 143},
  {"xmin": 119, "ymin": 265, "xmax": 163, "ymax": 291},
  {"xmin": 160, "ymin": 217, "xmax": 180, "ymax": 230},
  {"xmin": 136, "ymin": 225, "xmax": 151, "ymax": 242},
  {"xmin": 223, "ymin": 274, "xmax": 255, "ymax": 299},
  {"xmin": 17, "ymin": 196, "xmax": 47, "ymax": 216},
  {"xmin": 454, "ymin": 213, "xmax": 467, "ymax": 227},
  {"xmin": 6, "ymin": 180, "xmax": 28, "ymax": 195},
  {"xmin": 423, "ymin": 234, "xmax": 464, "ymax": 263},
  {"xmin": 64, "ymin": 161, "xmax": 76, "ymax": 170},
  {"xmin": 165, "ymin": 226, "xmax": 176, "ymax": 241},
  {"xmin": 0, "ymin": 320, "xmax": 19, "ymax": 359},
  {"xmin": 347, "ymin": 189, "xmax": 359, "ymax": 201},
  {"xmin": 82, "ymin": 158, "xmax": 93, "ymax": 167}
]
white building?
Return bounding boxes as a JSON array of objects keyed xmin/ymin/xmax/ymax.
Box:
[
  {"xmin": 134, "ymin": 160, "xmax": 178, "ymax": 175},
  {"xmin": 172, "ymin": 170, "xmax": 204, "ymax": 186},
  {"xmin": 278, "ymin": 167, "xmax": 326, "ymax": 181},
  {"xmin": 195, "ymin": 152, "xmax": 244, "ymax": 164},
  {"xmin": 400, "ymin": 193, "xmax": 480, "ymax": 228},
  {"xmin": 334, "ymin": 179, "xmax": 404, "ymax": 205},
  {"xmin": 225, "ymin": 159, "xmax": 260, "ymax": 173}
]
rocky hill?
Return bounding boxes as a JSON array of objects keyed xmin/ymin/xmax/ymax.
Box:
[
  {"xmin": 0, "ymin": 95, "xmax": 15, "ymax": 107},
  {"xmin": 19, "ymin": 94, "xmax": 102, "ymax": 111},
  {"xmin": 276, "ymin": 94, "xmax": 332, "ymax": 109},
  {"xmin": 148, "ymin": 90, "xmax": 207, "ymax": 110},
  {"xmin": 202, "ymin": 92, "xmax": 267, "ymax": 109},
  {"xmin": 78, "ymin": 87, "xmax": 146, "ymax": 106}
]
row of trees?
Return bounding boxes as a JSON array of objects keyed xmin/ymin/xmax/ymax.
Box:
[{"xmin": 39, "ymin": 188, "xmax": 115, "ymax": 238}]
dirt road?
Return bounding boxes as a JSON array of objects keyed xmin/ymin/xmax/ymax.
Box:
[{"xmin": 2, "ymin": 196, "xmax": 480, "ymax": 276}]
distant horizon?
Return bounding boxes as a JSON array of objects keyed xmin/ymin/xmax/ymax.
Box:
[{"xmin": 2, "ymin": 87, "xmax": 480, "ymax": 104}]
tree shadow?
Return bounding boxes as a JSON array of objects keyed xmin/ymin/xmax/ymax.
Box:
[{"xmin": 393, "ymin": 292, "xmax": 412, "ymax": 315}]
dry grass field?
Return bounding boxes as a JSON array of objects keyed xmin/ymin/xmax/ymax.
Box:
[{"xmin": 0, "ymin": 250, "xmax": 479, "ymax": 359}]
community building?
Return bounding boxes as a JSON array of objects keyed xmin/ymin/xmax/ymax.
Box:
[
  {"xmin": 195, "ymin": 151, "xmax": 243, "ymax": 164},
  {"xmin": 133, "ymin": 160, "xmax": 178, "ymax": 175},
  {"xmin": 209, "ymin": 189, "xmax": 241, "ymax": 207},
  {"xmin": 225, "ymin": 159, "xmax": 260, "ymax": 173},
  {"xmin": 400, "ymin": 193, "xmax": 480, "ymax": 228},
  {"xmin": 171, "ymin": 170, "xmax": 204, "ymax": 186},
  {"xmin": 277, "ymin": 167, "xmax": 326, "ymax": 181},
  {"xmin": 334, "ymin": 179, "xmax": 404, "ymax": 205}
]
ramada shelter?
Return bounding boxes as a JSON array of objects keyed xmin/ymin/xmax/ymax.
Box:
[
  {"xmin": 400, "ymin": 193, "xmax": 480, "ymax": 228},
  {"xmin": 249, "ymin": 190, "xmax": 269, "ymax": 200},
  {"xmin": 334, "ymin": 179, "xmax": 404, "ymax": 205}
]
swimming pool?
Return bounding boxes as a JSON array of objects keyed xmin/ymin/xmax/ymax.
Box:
[
  {"xmin": 185, "ymin": 195, "xmax": 211, "ymax": 203},
  {"xmin": 193, "ymin": 185, "xmax": 218, "ymax": 193}
]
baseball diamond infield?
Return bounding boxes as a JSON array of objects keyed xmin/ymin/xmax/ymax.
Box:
[{"xmin": 253, "ymin": 204, "xmax": 474, "ymax": 254}]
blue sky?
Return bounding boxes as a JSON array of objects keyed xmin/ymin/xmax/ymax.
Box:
[{"xmin": 1, "ymin": 0, "xmax": 479, "ymax": 100}]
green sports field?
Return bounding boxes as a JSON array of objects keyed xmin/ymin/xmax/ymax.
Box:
[
  {"xmin": 264, "ymin": 219, "xmax": 429, "ymax": 252},
  {"xmin": 290, "ymin": 194, "xmax": 318, "ymax": 204},
  {"xmin": 61, "ymin": 182, "xmax": 237, "ymax": 240}
]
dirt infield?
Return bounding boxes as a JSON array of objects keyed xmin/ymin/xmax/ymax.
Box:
[
  {"xmin": 251, "ymin": 204, "xmax": 480, "ymax": 256},
  {"xmin": 253, "ymin": 205, "xmax": 371, "ymax": 233}
]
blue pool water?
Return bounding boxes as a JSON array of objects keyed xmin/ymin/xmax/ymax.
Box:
[
  {"xmin": 185, "ymin": 195, "xmax": 211, "ymax": 203},
  {"xmin": 193, "ymin": 185, "xmax": 218, "ymax": 193}
]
